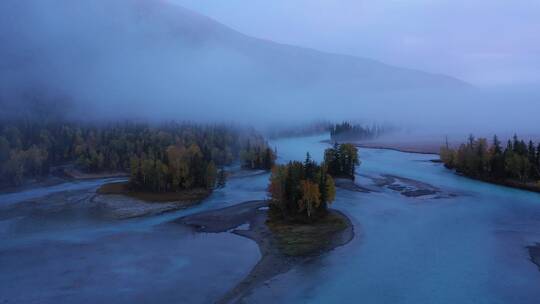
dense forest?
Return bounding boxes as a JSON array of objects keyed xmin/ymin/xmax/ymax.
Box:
[
  {"xmin": 240, "ymin": 139, "xmax": 276, "ymax": 170},
  {"xmin": 440, "ymin": 135, "xmax": 540, "ymax": 189},
  {"xmin": 0, "ymin": 120, "xmax": 274, "ymax": 191},
  {"xmin": 324, "ymin": 143, "xmax": 360, "ymax": 179},
  {"xmin": 268, "ymin": 153, "xmax": 336, "ymax": 222},
  {"xmin": 330, "ymin": 122, "xmax": 393, "ymax": 142}
]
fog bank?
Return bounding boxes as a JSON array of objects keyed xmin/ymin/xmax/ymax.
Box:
[{"xmin": 0, "ymin": 0, "xmax": 538, "ymax": 135}]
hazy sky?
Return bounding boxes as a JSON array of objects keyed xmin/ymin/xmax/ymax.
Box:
[{"xmin": 170, "ymin": 0, "xmax": 540, "ymax": 86}]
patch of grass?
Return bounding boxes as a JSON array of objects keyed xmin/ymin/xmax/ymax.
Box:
[
  {"xmin": 97, "ymin": 182, "xmax": 211, "ymax": 203},
  {"xmin": 267, "ymin": 212, "xmax": 349, "ymax": 257}
]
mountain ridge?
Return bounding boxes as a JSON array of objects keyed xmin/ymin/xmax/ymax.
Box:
[{"xmin": 0, "ymin": 0, "xmax": 472, "ymax": 123}]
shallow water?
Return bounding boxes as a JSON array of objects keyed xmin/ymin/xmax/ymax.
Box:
[
  {"xmin": 0, "ymin": 169, "xmax": 267, "ymax": 303},
  {"xmin": 1, "ymin": 134, "xmax": 540, "ymax": 303}
]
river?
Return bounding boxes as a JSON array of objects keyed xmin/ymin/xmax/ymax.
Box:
[{"xmin": 1, "ymin": 134, "xmax": 540, "ymax": 303}]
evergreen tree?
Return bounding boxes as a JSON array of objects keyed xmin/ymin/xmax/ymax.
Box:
[
  {"xmin": 492, "ymin": 135, "xmax": 502, "ymax": 155},
  {"xmin": 490, "ymin": 136, "xmax": 505, "ymax": 178},
  {"xmin": 537, "ymin": 143, "xmax": 540, "ymax": 171},
  {"xmin": 304, "ymin": 152, "xmax": 315, "ymax": 179},
  {"xmin": 217, "ymin": 168, "xmax": 227, "ymax": 188},
  {"xmin": 323, "ymin": 143, "xmax": 359, "ymax": 179},
  {"xmin": 441, "ymin": 134, "xmax": 540, "ymax": 185},
  {"xmin": 506, "ymin": 140, "xmax": 513, "ymax": 154}
]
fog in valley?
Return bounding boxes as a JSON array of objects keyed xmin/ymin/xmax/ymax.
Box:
[
  {"xmin": 3, "ymin": 2, "xmax": 540, "ymax": 304},
  {"xmin": 1, "ymin": 0, "xmax": 539, "ymax": 137}
]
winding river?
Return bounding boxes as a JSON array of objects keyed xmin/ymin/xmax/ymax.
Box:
[{"xmin": 1, "ymin": 134, "xmax": 540, "ymax": 303}]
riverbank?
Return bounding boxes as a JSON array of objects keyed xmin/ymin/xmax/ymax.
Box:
[
  {"xmin": 349, "ymin": 142, "xmax": 540, "ymax": 195},
  {"xmin": 97, "ymin": 182, "xmax": 211, "ymax": 203},
  {"xmin": 175, "ymin": 201, "xmax": 354, "ymax": 303},
  {"xmin": 452, "ymin": 173, "xmax": 540, "ymax": 194},
  {"xmin": 334, "ymin": 177, "xmax": 372, "ymax": 193},
  {"xmin": 63, "ymin": 169, "xmax": 129, "ymax": 180},
  {"xmin": 0, "ymin": 176, "xmax": 67, "ymax": 194},
  {"xmin": 321, "ymin": 139, "xmax": 441, "ymax": 155},
  {"xmin": 354, "ymin": 142, "xmax": 440, "ymax": 155},
  {"xmin": 93, "ymin": 182, "xmax": 211, "ymax": 219},
  {"xmin": 0, "ymin": 164, "xmax": 128, "ymax": 193}
]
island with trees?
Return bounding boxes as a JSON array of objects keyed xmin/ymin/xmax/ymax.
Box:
[
  {"xmin": 330, "ymin": 121, "xmax": 393, "ymax": 142},
  {"xmin": 266, "ymin": 143, "xmax": 359, "ymax": 255},
  {"xmin": 178, "ymin": 145, "xmax": 359, "ymax": 302},
  {"xmin": 324, "ymin": 143, "xmax": 361, "ymax": 179},
  {"xmin": 268, "ymin": 153, "xmax": 336, "ymax": 222},
  {"xmin": 440, "ymin": 134, "xmax": 540, "ymax": 192},
  {"xmin": 266, "ymin": 120, "xmax": 332, "ymax": 139}
]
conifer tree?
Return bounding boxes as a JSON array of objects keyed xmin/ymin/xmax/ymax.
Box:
[{"xmin": 217, "ymin": 168, "xmax": 227, "ymax": 188}]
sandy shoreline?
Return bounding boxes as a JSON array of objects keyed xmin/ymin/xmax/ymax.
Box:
[
  {"xmin": 321, "ymin": 139, "xmax": 441, "ymax": 155},
  {"xmin": 175, "ymin": 201, "xmax": 354, "ymax": 303},
  {"xmin": 0, "ymin": 166, "xmax": 128, "ymax": 193},
  {"xmin": 354, "ymin": 143, "xmax": 440, "ymax": 155},
  {"xmin": 91, "ymin": 194, "xmax": 204, "ymax": 219}
]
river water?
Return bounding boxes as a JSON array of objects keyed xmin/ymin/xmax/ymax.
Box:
[{"xmin": 1, "ymin": 134, "xmax": 540, "ymax": 303}]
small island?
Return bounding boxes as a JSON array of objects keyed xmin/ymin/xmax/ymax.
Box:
[
  {"xmin": 330, "ymin": 121, "xmax": 393, "ymax": 142},
  {"xmin": 179, "ymin": 145, "xmax": 360, "ymax": 302}
]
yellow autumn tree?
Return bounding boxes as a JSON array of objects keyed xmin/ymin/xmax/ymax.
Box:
[
  {"xmin": 268, "ymin": 165, "xmax": 288, "ymax": 212},
  {"xmin": 325, "ymin": 174, "xmax": 336, "ymax": 204},
  {"xmin": 298, "ymin": 180, "xmax": 321, "ymax": 219}
]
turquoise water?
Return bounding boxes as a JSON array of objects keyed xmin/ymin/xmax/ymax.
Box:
[
  {"xmin": 0, "ymin": 168, "xmax": 268, "ymax": 303},
  {"xmin": 246, "ymin": 135, "xmax": 540, "ymax": 303},
  {"xmin": 1, "ymin": 134, "xmax": 540, "ymax": 303}
]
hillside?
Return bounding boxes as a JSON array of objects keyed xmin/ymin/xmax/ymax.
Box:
[{"xmin": 0, "ymin": 0, "xmax": 470, "ymax": 122}]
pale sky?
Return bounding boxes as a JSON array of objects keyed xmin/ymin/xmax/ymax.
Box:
[{"xmin": 170, "ymin": 0, "xmax": 540, "ymax": 86}]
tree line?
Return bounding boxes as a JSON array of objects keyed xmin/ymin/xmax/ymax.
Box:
[
  {"xmin": 440, "ymin": 135, "xmax": 540, "ymax": 185},
  {"xmin": 330, "ymin": 122, "xmax": 393, "ymax": 142},
  {"xmin": 0, "ymin": 121, "xmax": 274, "ymax": 190},
  {"xmin": 268, "ymin": 144, "xmax": 359, "ymax": 222},
  {"xmin": 130, "ymin": 131, "xmax": 275, "ymax": 192}
]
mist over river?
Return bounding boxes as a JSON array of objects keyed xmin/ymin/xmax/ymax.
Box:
[{"xmin": 1, "ymin": 134, "xmax": 540, "ymax": 303}]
